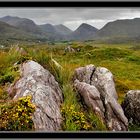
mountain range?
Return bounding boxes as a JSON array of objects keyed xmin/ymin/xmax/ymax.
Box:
[{"xmin": 1, "ymin": 16, "xmax": 140, "ymax": 43}]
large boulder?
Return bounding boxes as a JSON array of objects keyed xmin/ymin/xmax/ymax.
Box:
[
  {"xmin": 73, "ymin": 64, "xmax": 128, "ymax": 131},
  {"xmin": 122, "ymin": 90, "xmax": 140, "ymax": 125},
  {"xmin": 7, "ymin": 60, "xmax": 63, "ymax": 131}
]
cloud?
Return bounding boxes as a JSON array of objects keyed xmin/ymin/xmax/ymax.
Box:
[{"xmin": 0, "ymin": 8, "xmax": 140, "ymax": 30}]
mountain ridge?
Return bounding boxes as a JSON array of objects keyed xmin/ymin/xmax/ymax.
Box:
[{"xmin": 1, "ymin": 16, "xmax": 140, "ymax": 42}]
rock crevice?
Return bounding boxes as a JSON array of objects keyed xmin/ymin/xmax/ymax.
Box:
[{"xmin": 73, "ymin": 64, "xmax": 128, "ymax": 131}]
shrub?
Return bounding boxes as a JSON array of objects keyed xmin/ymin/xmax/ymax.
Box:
[
  {"xmin": 61, "ymin": 105, "xmax": 92, "ymax": 131},
  {"xmin": 0, "ymin": 95, "xmax": 36, "ymax": 131},
  {"xmin": 61, "ymin": 105, "xmax": 107, "ymax": 131}
]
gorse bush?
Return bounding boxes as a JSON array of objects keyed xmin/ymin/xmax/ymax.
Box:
[
  {"xmin": 61, "ymin": 105, "xmax": 107, "ymax": 131},
  {"xmin": 61, "ymin": 105, "xmax": 92, "ymax": 130},
  {"xmin": 0, "ymin": 95, "xmax": 36, "ymax": 131}
]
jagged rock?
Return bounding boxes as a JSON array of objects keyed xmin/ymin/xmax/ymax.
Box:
[
  {"xmin": 7, "ymin": 60, "xmax": 63, "ymax": 131},
  {"xmin": 122, "ymin": 90, "xmax": 140, "ymax": 125},
  {"xmin": 73, "ymin": 64, "xmax": 128, "ymax": 131}
]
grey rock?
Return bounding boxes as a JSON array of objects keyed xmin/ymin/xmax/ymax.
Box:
[
  {"xmin": 64, "ymin": 46, "xmax": 75, "ymax": 53},
  {"xmin": 73, "ymin": 64, "xmax": 128, "ymax": 131},
  {"xmin": 73, "ymin": 64, "xmax": 96, "ymax": 84},
  {"xmin": 91, "ymin": 67, "xmax": 118, "ymax": 100},
  {"xmin": 74, "ymin": 79, "xmax": 105, "ymax": 120},
  {"xmin": 122, "ymin": 90, "xmax": 140, "ymax": 125},
  {"xmin": 7, "ymin": 60, "xmax": 63, "ymax": 131}
]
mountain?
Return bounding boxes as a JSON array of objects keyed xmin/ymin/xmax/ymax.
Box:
[
  {"xmin": 67, "ymin": 23, "xmax": 98, "ymax": 41},
  {"xmin": 39, "ymin": 24, "xmax": 56, "ymax": 34},
  {"xmin": 95, "ymin": 18, "xmax": 140, "ymax": 40},
  {"xmin": 2, "ymin": 15, "xmax": 140, "ymax": 43},
  {"xmin": 0, "ymin": 16, "xmax": 99, "ymax": 41},
  {"xmin": 39, "ymin": 24, "xmax": 72, "ymax": 41},
  {"xmin": 54, "ymin": 24, "xmax": 72, "ymax": 35},
  {"xmin": 0, "ymin": 16, "xmax": 45, "ymax": 36},
  {"xmin": 0, "ymin": 21, "xmax": 39, "ymax": 41},
  {"xmin": 39, "ymin": 24, "xmax": 65, "ymax": 41}
]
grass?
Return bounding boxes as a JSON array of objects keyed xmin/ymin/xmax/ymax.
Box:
[{"xmin": 0, "ymin": 41, "xmax": 140, "ymax": 131}]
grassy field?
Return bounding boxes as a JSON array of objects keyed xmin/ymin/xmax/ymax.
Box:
[{"xmin": 0, "ymin": 41, "xmax": 140, "ymax": 131}]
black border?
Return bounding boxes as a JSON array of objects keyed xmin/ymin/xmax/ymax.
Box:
[
  {"xmin": 0, "ymin": 1, "xmax": 140, "ymax": 138},
  {"xmin": 0, "ymin": 131, "xmax": 140, "ymax": 138},
  {"xmin": 0, "ymin": 1, "xmax": 140, "ymax": 7}
]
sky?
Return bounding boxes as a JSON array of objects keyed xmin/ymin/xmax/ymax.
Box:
[{"xmin": 0, "ymin": 8, "xmax": 140, "ymax": 30}]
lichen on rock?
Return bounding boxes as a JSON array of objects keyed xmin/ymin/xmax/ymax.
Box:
[{"xmin": 7, "ymin": 60, "xmax": 63, "ymax": 131}]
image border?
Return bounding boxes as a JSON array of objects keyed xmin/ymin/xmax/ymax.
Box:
[{"xmin": 0, "ymin": 1, "xmax": 140, "ymax": 138}]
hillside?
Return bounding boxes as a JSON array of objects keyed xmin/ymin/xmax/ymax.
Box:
[
  {"xmin": 0, "ymin": 16, "xmax": 45, "ymax": 36},
  {"xmin": 54, "ymin": 24, "xmax": 72, "ymax": 35},
  {"xmin": 0, "ymin": 21, "xmax": 39, "ymax": 41},
  {"xmin": 39, "ymin": 23, "xmax": 72, "ymax": 41},
  {"xmin": 95, "ymin": 18, "xmax": 140, "ymax": 40}
]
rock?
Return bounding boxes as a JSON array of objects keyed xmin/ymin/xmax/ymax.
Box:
[
  {"xmin": 74, "ymin": 79, "xmax": 105, "ymax": 120},
  {"xmin": 73, "ymin": 64, "xmax": 128, "ymax": 131},
  {"xmin": 64, "ymin": 46, "xmax": 75, "ymax": 53},
  {"xmin": 122, "ymin": 90, "xmax": 140, "ymax": 125},
  {"xmin": 73, "ymin": 64, "xmax": 96, "ymax": 85},
  {"xmin": 7, "ymin": 60, "xmax": 63, "ymax": 131}
]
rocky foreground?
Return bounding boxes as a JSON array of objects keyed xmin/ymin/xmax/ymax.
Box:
[{"xmin": 7, "ymin": 60, "xmax": 140, "ymax": 131}]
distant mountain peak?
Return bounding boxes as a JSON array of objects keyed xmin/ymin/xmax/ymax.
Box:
[
  {"xmin": 76, "ymin": 23, "xmax": 98, "ymax": 31},
  {"xmin": 0, "ymin": 15, "xmax": 43, "ymax": 35},
  {"xmin": 67, "ymin": 23, "xmax": 98, "ymax": 41}
]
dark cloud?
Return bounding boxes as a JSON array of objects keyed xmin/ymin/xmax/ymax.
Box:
[{"xmin": 0, "ymin": 8, "xmax": 140, "ymax": 30}]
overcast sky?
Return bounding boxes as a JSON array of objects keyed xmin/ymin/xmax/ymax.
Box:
[{"xmin": 0, "ymin": 8, "xmax": 140, "ymax": 30}]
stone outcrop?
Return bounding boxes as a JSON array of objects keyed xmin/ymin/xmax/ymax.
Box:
[
  {"xmin": 73, "ymin": 64, "xmax": 128, "ymax": 131},
  {"xmin": 7, "ymin": 60, "xmax": 63, "ymax": 131},
  {"xmin": 122, "ymin": 90, "xmax": 140, "ymax": 125}
]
